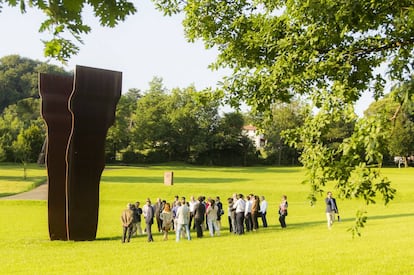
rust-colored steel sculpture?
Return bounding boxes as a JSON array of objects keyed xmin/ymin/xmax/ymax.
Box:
[
  {"xmin": 40, "ymin": 74, "xmax": 73, "ymax": 241},
  {"xmin": 39, "ymin": 65, "xmax": 122, "ymax": 241}
]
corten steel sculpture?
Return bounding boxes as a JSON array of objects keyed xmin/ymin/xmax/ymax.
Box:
[{"xmin": 40, "ymin": 65, "xmax": 122, "ymax": 241}]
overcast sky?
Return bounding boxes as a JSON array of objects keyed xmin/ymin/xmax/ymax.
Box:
[{"xmin": 0, "ymin": 1, "xmax": 376, "ymax": 115}]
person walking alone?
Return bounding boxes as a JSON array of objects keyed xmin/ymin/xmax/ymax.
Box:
[{"xmin": 325, "ymin": 191, "xmax": 339, "ymax": 229}]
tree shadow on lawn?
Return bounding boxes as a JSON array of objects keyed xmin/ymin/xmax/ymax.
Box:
[
  {"xmin": 96, "ymin": 213, "xmax": 414, "ymax": 242},
  {"xmin": 218, "ymin": 167, "xmax": 303, "ymax": 174},
  {"xmin": 102, "ymin": 176, "xmax": 249, "ymax": 184},
  {"xmin": 104, "ymin": 165, "xmax": 303, "ymax": 174},
  {"xmin": 281, "ymin": 212, "xmax": 414, "ymax": 231},
  {"xmin": 0, "ymin": 175, "xmax": 21, "ymax": 181}
]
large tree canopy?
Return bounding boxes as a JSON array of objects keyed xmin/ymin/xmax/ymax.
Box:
[
  {"xmin": 154, "ymin": 0, "xmax": 414, "ymax": 109},
  {"xmin": 152, "ymin": 0, "xmax": 413, "ymax": 234}
]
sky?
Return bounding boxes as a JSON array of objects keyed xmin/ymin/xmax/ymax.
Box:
[
  {"xmin": 0, "ymin": 1, "xmax": 226, "ymax": 90},
  {"xmin": 0, "ymin": 1, "xmax": 375, "ymax": 116}
]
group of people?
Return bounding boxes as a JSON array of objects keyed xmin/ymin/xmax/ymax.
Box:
[
  {"xmin": 121, "ymin": 191, "xmax": 339, "ymax": 243},
  {"xmin": 228, "ymin": 194, "xmax": 288, "ymax": 235}
]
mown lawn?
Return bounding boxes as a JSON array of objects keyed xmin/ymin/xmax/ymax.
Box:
[
  {"xmin": 0, "ymin": 163, "xmax": 413, "ymax": 274},
  {"xmin": 0, "ymin": 163, "xmax": 46, "ymax": 197}
]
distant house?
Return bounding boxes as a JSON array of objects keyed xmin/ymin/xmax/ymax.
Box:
[{"xmin": 242, "ymin": 125, "xmax": 266, "ymax": 149}]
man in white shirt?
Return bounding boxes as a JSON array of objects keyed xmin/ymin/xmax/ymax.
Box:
[
  {"xmin": 189, "ymin": 196, "xmax": 197, "ymax": 230},
  {"xmin": 260, "ymin": 196, "xmax": 268, "ymax": 228},
  {"xmin": 176, "ymin": 197, "xmax": 191, "ymax": 241},
  {"xmin": 233, "ymin": 194, "xmax": 246, "ymax": 235},
  {"xmin": 244, "ymin": 195, "xmax": 253, "ymax": 232}
]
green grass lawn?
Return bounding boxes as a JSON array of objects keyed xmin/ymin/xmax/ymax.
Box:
[
  {"xmin": 0, "ymin": 163, "xmax": 413, "ymax": 274},
  {"xmin": 0, "ymin": 163, "xmax": 47, "ymax": 197}
]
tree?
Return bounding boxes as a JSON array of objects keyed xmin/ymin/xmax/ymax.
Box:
[
  {"xmin": 12, "ymin": 124, "xmax": 44, "ymax": 178},
  {"xmin": 0, "ymin": 55, "xmax": 68, "ymax": 112},
  {"xmin": 0, "ymin": 1, "xmax": 136, "ymax": 62},
  {"xmin": 0, "ymin": 102, "xmax": 25, "ymax": 161},
  {"xmin": 365, "ymin": 79, "xmax": 414, "ymax": 166},
  {"xmin": 130, "ymin": 77, "xmax": 172, "ymax": 159},
  {"xmin": 166, "ymin": 86, "xmax": 220, "ymax": 162},
  {"xmin": 105, "ymin": 88, "xmax": 141, "ymax": 162},
  {"xmin": 252, "ymin": 99, "xmax": 307, "ymax": 165},
  {"xmin": 208, "ymin": 112, "xmax": 257, "ymax": 166},
  {"xmin": 153, "ymin": 0, "xmax": 411, "ymax": 234}
]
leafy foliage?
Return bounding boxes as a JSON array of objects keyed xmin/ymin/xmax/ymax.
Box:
[
  {"xmin": 152, "ymin": 0, "xmax": 414, "ymax": 233},
  {"xmin": 0, "ymin": 55, "xmax": 68, "ymax": 112},
  {"xmin": 0, "ymin": 0, "xmax": 137, "ymax": 61}
]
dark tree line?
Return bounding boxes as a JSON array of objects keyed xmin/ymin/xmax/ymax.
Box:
[
  {"xmin": 0, "ymin": 55, "xmax": 303, "ymax": 166},
  {"xmin": 2, "ymin": 55, "xmax": 412, "ymax": 167}
]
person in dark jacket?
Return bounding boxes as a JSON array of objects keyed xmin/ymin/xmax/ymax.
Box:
[
  {"xmin": 325, "ymin": 191, "xmax": 339, "ymax": 229},
  {"xmin": 132, "ymin": 201, "xmax": 143, "ymax": 236},
  {"xmin": 194, "ymin": 196, "xmax": 206, "ymax": 238},
  {"xmin": 143, "ymin": 198, "xmax": 155, "ymax": 242},
  {"xmin": 154, "ymin": 198, "xmax": 163, "ymax": 232}
]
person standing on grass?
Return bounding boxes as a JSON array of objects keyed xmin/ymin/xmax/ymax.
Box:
[
  {"xmin": 154, "ymin": 198, "xmax": 163, "ymax": 233},
  {"xmin": 244, "ymin": 195, "xmax": 253, "ymax": 232},
  {"xmin": 134, "ymin": 202, "xmax": 143, "ymax": 235},
  {"xmin": 215, "ymin": 196, "xmax": 223, "ymax": 231},
  {"xmin": 260, "ymin": 196, "xmax": 268, "ymax": 228},
  {"xmin": 325, "ymin": 191, "xmax": 339, "ymax": 229},
  {"xmin": 171, "ymin": 195, "xmax": 179, "ymax": 231},
  {"xmin": 176, "ymin": 197, "xmax": 191, "ymax": 241},
  {"xmin": 160, "ymin": 203, "xmax": 173, "ymax": 240},
  {"xmin": 251, "ymin": 195, "xmax": 260, "ymax": 231},
  {"xmin": 143, "ymin": 198, "xmax": 155, "ymax": 242},
  {"xmin": 194, "ymin": 196, "xmax": 206, "ymax": 238},
  {"xmin": 278, "ymin": 195, "xmax": 288, "ymax": 229},
  {"xmin": 227, "ymin": 197, "xmax": 235, "ymax": 233},
  {"xmin": 233, "ymin": 194, "xmax": 246, "ymax": 235},
  {"xmin": 206, "ymin": 198, "xmax": 220, "ymax": 237},
  {"xmin": 121, "ymin": 203, "xmax": 134, "ymax": 243},
  {"xmin": 189, "ymin": 195, "xmax": 197, "ymax": 230},
  {"xmin": 130, "ymin": 204, "xmax": 137, "ymax": 236}
]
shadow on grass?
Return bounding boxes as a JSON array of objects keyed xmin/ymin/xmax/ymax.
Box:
[
  {"xmin": 104, "ymin": 165, "xmax": 303, "ymax": 174},
  {"xmin": 0, "ymin": 193, "xmax": 15, "ymax": 198},
  {"xmin": 96, "ymin": 233, "xmax": 159, "ymax": 242},
  {"xmin": 284, "ymin": 212, "xmax": 414, "ymax": 231},
  {"xmin": 94, "ymin": 212, "xmax": 414, "ymax": 242},
  {"xmin": 102, "ymin": 176, "xmax": 249, "ymax": 184},
  {"xmin": 0, "ymin": 176, "xmax": 29, "ymax": 181}
]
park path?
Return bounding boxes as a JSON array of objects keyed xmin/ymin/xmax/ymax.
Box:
[{"xmin": 0, "ymin": 183, "xmax": 47, "ymax": 200}]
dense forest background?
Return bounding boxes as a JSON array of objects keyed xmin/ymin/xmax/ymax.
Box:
[{"xmin": 0, "ymin": 55, "xmax": 413, "ymax": 167}]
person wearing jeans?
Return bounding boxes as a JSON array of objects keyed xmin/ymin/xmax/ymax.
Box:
[{"xmin": 176, "ymin": 197, "xmax": 191, "ymax": 241}]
